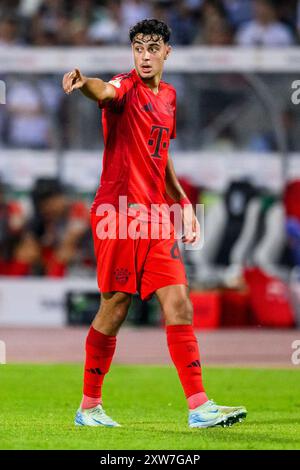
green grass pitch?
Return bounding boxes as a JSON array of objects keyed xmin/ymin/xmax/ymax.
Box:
[{"xmin": 0, "ymin": 364, "xmax": 300, "ymax": 450}]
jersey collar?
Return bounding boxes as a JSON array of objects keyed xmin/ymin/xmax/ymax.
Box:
[{"xmin": 131, "ymin": 68, "xmax": 162, "ymax": 95}]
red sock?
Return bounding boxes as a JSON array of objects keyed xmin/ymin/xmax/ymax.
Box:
[
  {"xmin": 166, "ymin": 325, "xmax": 208, "ymax": 409},
  {"xmin": 82, "ymin": 326, "xmax": 116, "ymax": 408}
]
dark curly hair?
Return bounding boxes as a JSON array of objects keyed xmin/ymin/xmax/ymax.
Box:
[{"xmin": 129, "ymin": 18, "xmax": 171, "ymax": 43}]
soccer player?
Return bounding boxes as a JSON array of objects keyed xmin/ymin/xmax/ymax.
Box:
[{"xmin": 62, "ymin": 19, "xmax": 247, "ymax": 429}]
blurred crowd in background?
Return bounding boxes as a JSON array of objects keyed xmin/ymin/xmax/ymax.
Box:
[
  {"xmin": 0, "ymin": 0, "xmax": 299, "ymax": 47},
  {"xmin": 0, "ymin": 177, "xmax": 94, "ymax": 277}
]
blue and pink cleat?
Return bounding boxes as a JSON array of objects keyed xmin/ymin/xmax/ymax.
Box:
[{"xmin": 75, "ymin": 404, "xmax": 121, "ymax": 427}]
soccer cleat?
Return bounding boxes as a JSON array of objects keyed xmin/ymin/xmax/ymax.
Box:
[
  {"xmin": 75, "ymin": 404, "xmax": 121, "ymax": 427},
  {"xmin": 188, "ymin": 399, "xmax": 247, "ymax": 429}
]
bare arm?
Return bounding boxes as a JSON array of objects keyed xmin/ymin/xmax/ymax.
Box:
[
  {"xmin": 165, "ymin": 155, "xmax": 188, "ymax": 202},
  {"xmin": 62, "ymin": 68, "xmax": 116, "ymax": 102},
  {"xmin": 165, "ymin": 156, "xmax": 200, "ymax": 244}
]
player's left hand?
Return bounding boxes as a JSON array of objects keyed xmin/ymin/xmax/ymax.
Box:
[{"xmin": 181, "ymin": 204, "xmax": 200, "ymax": 245}]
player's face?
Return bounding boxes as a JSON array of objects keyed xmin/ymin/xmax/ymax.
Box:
[{"xmin": 132, "ymin": 34, "xmax": 171, "ymax": 80}]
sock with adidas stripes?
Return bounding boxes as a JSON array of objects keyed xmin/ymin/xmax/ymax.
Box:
[
  {"xmin": 81, "ymin": 326, "xmax": 116, "ymax": 409},
  {"xmin": 166, "ymin": 324, "xmax": 208, "ymax": 409}
]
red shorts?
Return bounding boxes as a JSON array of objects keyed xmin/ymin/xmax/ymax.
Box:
[{"xmin": 91, "ymin": 212, "xmax": 188, "ymax": 300}]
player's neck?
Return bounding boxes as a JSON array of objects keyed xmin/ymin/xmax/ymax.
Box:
[{"xmin": 140, "ymin": 71, "xmax": 162, "ymax": 95}]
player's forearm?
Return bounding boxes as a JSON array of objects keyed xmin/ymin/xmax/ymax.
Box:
[
  {"xmin": 166, "ymin": 177, "xmax": 186, "ymax": 202},
  {"xmin": 80, "ymin": 77, "xmax": 108, "ymax": 101},
  {"xmin": 165, "ymin": 157, "xmax": 188, "ymax": 202}
]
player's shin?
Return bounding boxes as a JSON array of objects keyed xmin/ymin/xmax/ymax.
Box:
[
  {"xmin": 81, "ymin": 326, "xmax": 116, "ymax": 409},
  {"xmin": 166, "ymin": 324, "xmax": 208, "ymax": 409}
]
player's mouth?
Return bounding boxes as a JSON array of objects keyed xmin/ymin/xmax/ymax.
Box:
[{"xmin": 141, "ymin": 65, "xmax": 152, "ymax": 73}]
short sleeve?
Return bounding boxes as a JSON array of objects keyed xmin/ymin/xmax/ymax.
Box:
[
  {"xmin": 98, "ymin": 74, "xmax": 133, "ymax": 110},
  {"xmin": 170, "ymin": 90, "xmax": 177, "ymax": 139}
]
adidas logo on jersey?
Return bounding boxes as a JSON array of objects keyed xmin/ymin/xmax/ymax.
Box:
[{"xmin": 142, "ymin": 102, "xmax": 153, "ymax": 112}]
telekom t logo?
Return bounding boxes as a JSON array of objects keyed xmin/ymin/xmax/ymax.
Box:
[
  {"xmin": 0, "ymin": 80, "xmax": 6, "ymax": 104},
  {"xmin": 148, "ymin": 125, "xmax": 169, "ymax": 158}
]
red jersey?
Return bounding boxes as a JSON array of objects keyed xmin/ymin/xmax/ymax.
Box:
[{"xmin": 91, "ymin": 68, "xmax": 176, "ymax": 216}]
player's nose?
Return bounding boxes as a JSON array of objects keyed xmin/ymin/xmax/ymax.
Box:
[{"xmin": 142, "ymin": 50, "xmax": 151, "ymax": 60}]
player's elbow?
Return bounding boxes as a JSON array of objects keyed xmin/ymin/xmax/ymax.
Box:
[{"xmin": 99, "ymin": 82, "xmax": 116, "ymax": 102}]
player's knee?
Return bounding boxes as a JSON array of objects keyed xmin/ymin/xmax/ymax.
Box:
[
  {"xmin": 164, "ymin": 295, "xmax": 193, "ymax": 324},
  {"xmin": 104, "ymin": 292, "xmax": 131, "ymax": 324},
  {"xmin": 111, "ymin": 304, "xmax": 129, "ymax": 326},
  {"xmin": 111, "ymin": 292, "xmax": 131, "ymax": 309}
]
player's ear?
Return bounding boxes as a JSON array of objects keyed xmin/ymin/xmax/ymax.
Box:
[{"xmin": 164, "ymin": 44, "xmax": 171, "ymax": 60}]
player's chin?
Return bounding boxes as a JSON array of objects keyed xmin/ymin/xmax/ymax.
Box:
[{"xmin": 139, "ymin": 69, "xmax": 155, "ymax": 79}]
